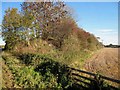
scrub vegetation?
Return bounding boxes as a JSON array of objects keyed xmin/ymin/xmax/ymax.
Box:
[{"xmin": 1, "ymin": 0, "xmax": 103, "ymax": 89}]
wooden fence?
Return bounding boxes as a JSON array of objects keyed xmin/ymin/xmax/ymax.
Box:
[{"xmin": 67, "ymin": 67, "xmax": 120, "ymax": 90}]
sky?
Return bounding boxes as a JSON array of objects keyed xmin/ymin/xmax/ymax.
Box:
[
  {"xmin": 0, "ymin": 1, "xmax": 119, "ymax": 45},
  {"xmin": 67, "ymin": 2, "xmax": 118, "ymax": 45}
]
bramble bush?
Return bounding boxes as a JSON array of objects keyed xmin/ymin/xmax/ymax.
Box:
[{"xmin": 2, "ymin": 52, "xmax": 73, "ymax": 89}]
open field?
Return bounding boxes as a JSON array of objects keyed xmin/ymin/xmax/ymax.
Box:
[{"xmin": 84, "ymin": 48, "xmax": 119, "ymax": 80}]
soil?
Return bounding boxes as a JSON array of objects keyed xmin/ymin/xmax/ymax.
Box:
[{"xmin": 84, "ymin": 48, "xmax": 119, "ymax": 80}]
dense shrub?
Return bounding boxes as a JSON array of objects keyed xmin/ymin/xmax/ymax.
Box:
[
  {"xmin": 2, "ymin": 52, "xmax": 73, "ymax": 89},
  {"xmin": 13, "ymin": 39, "xmax": 57, "ymax": 55},
  {"xmin": 35, "ymin": 60, "xmax": 72, "ymax": 88},
  {"xmin": 14, "ymin": 66, "xmax": 63, "ymax": 89},
  {"xmin": 17, "ymin": 53, "xmax": 53, "ymax": 66}
]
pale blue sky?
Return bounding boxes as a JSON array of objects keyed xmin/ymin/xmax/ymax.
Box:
[
  {"xmin": 67, "ymin": 2, "xmax": 118, "ymax": 45},
  {"xmin": 0, "ymin": 1, "xmax": 119, "ymax": 45}
]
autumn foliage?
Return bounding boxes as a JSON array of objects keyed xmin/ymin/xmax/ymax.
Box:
[
  {"xmin": 2, "ymin": 0, "xmax": 102, "ymax": 54},
  {"xmin": 2, "ymin": 1, "xmax": 103, "ymax": 88}
]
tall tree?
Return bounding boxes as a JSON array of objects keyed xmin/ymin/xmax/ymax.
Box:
[
  {"xmin": 2, "ymin": 0, "xmax": 75, "ymax": 50},
  {"xmin": 2, "ymin": 8, "xmax": 21, "ymax": 50},
  {"xmin": 21, "ymin": 6, "xmax": 35, "ymax": 46},
  {"xmin": 21, "ymin": 0, "xmax": 72, "ymax": 48}
]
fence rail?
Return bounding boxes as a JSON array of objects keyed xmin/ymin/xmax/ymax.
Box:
[{"xmin": 67, "ymin": 66, "xmax": 120, "ymax": 90}]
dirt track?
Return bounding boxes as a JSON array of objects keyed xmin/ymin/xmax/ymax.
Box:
[{"xmin": 84, "ymin": 48, "xmax": 119, "ymax": 80}]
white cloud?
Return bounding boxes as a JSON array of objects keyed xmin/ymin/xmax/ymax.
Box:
[
  {"xmin": 91, "ymin": 29, "xmax": 118, "ymax": 45},
  {"xmin": 97, "ymin": 29, "xmax": 115, "ymax": 33}
]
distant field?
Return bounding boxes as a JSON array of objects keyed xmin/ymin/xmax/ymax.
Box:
[{"xmin": 84, "ymin": 48, "xmax": 119, "ymax": 80}]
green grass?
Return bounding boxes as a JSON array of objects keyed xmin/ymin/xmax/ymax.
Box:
[
  {"xmin": 2, "ymin": 51, "xmax": 119, "ymax": 90},
  {"xmin": 1, "ymin": 52, "xmax": 72, "ymax": 89}
]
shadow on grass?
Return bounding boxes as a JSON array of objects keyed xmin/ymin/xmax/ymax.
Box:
[
  {"xmin": 16, "ymin": 53, "xmax": 120, "ymax": 90},
  {"xmin": 34, "ymin": 60, "xmax": 72, "ymax": 89}
]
